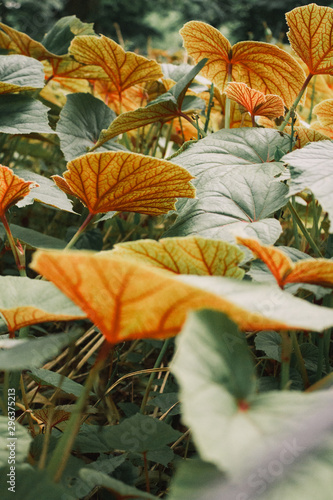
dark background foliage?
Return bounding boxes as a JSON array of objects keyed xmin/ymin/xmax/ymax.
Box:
[{"xmin": 1, "ymin": 0, "xmax": 333, "ymax": 49}]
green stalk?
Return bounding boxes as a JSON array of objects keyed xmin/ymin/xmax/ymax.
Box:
[
  {"xmin": 224, "ymin": 63, "xmax": 232, "ymax": 129},
  {"xmin": 64, "ymin": 212, "xmax": 95, "ymax": 250},
  {"xmin": 316, "ymin": 333, "xmax": 324, "ymax": 382},
  {"xmin": 162, "ymin": 120, "xmax": 174, "ymax": 158},
  {"xmin": 307, "ymin": 75, "xmax": 317, "ymax": 124},
  {"xmin": 279, "ymin": 73, "xmax": 313, "ymax": 132},
  {"xmin": 204, "ymin": 83, "xmax": 214, "ymax": 133},
  {"xmin": 151, "ymin": 123, "xmax": 163, "ymax": 157},
  {"xmin": 288, "ymin": 201, "xmax": 323, "ymax": 257},
  {"xmin": 140, "ymin": 339, "xmax": 171, "ymax": 413},
  {"xmin": 310, "ymin": 194, "xmax": 320, "ymax": 241},
  {"xmin": 291, "ymin": 197, "xmax": 300, "ymax": 249},
  {"xmin": 280, "ymin": 332, "xmax": 292, "ymax": 390},
  {"xmin": 47, "ymin": 340, "xmax": 111, "ymax": 482},
  {"xmin": 290, "ymin": 331, "xmax": 309, "ymax": 388},
  {"xmin": 1, "ymin": 214, "xmax": 26, "ymax": 276}
]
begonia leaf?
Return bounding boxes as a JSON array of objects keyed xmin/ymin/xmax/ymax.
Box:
[
  {"xmin": 224, "ymin": 82, "xmax": 284, "ymax": 120},
  {"xmin": 30, "ymin": 251, "xmax": 333, "ymax": 345},
  {"xmin": 0, "ymin": 54, "xmax": 45, "ymax": 94},
  {"xmin": 91, "ymin": 59, "xmax": 207, "ymax": 149},
  {"xmin": 0, "ymin": 276, "xmax": 85, "ymax": 334},
  {"xmin": 286, "ymin": 4, "xmax": 333, "ymax": 75},
  {"xmin": 0, "ymin": 165, "xmax": 38, "ymax": 217},
  {"xmin": 109, "ymin": 236, "xmax": 244, "ymax": 278},
  {"xmin": 0, "ymin": 95, "xmax": 55, "ymax": 134},
  {"xmin": 69, "ymin": 34, "xmax": 163, "ymax": 99},
  {"xmin": 180, "ymin": 21, "xmax": 305, "ymax": 108},
  {"xmin": 313, "ymin": 99, "xmax": 333, "ymax": 128},
  {"xmin": 42, "ymin": 15, "xmax": 95, "ymax": 56},
  {"xmin": 52, "ymin": 151, "xmax": 195, "ymax": 216},
  {"xmin": 282, "ymin": 141, "xmax": 333, "ymax": 230}
]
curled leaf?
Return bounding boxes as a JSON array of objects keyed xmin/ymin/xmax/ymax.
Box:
[
  {"xmin": 224, "ymin": 82, "xmax": 284, "ymax": 120},
  {"xmin": 180, "ymin": 21, "xmax": 305, "ymax": 108},
  {"xmin": 52, "ymin": 151, "xmax": 195, "ymax": 216},
  {"xmin": 108, "ymin": 236, "xmax": 245, "ymax": 278},
  {"xmin": 238, "ymin": 236, "xmax": 333, "ymax": 288},
  {"xmin": 286, "ymin": 4, "xmax": 333, "ymax": 75},
  {"xmin": 0, "ymin": 165, "xmax": 38, "ymax": 217}
]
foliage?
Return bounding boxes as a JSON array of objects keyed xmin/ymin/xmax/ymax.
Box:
[{"xmin": 0, "ymin": 4, "xmax": 333, "ymax": 500}]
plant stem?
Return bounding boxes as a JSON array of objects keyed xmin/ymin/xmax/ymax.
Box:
[
  {"xmin": 162, "ymin": 120, "xmax": 174, "ymax": 157},
  {"xmin": 316, "ymin": 333, "xmax": 325, "ymax": 381},
  {"xmin": 140, "ymin": 339, "xmax": 171, "ymax": 413},
  {"xmin": 204, "ymin": 83, "xmax": 214, "ymax": 133},
  {"xmin": 291, "ymin": 197, "xmax": 300, "ymax": 249},
  {"xmin": 224, "ymin": 63, "xmax": 232, "ymax": 129},
  {"xmin": 280, "ymin": 332, "xmax": 292, "ymax": 390},
  {"xmin": 47, "ymin": 340, "xmax": 111, "ymax": 482},
  {"xmin": 290, "ymin": 331, "xmax": 309, "ymax": 388},
  {"xmin": 288, "ymin": 201, "xmax": 323, "ymax": 257},
  {"xmin": 143, "ymin": 451, "xmax": 150, "ymax": 493},
  {"xmin": 279, "ymin": 73, "xmax": 313, "ymax": 132},
  {"xmin": 307, "ymin": 75, "xmax": 317, "ymax": 123},
  {"xmin": 64, "ymin": 212, "xmax": 95, "ymax": 250},
  {"xmin": 1, "ymin": 214, "xmax": 26, "ymax": 276}
]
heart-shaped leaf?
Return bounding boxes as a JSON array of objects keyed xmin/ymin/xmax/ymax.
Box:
[
  {"xmin": 56, "ymin": 93, "xmax": 126, "ymax": 161},
  {"xmin": 238, "ymin": 236, "xmax": 333, "ymax": 288},
  {"xmin": 224, "ymin": 82, "xmax": 284, "ymax": 120},
  {"xmin": 0, "ymin": 95, "xmax": 55, "ymax": 135},
  {"xmin": 286, "ymin": 4, "xmax": 333, "ymax": 76},
  {"xmin": 52, "ymin": 151, "xmax": 195, "ymax": 216},
  {"xmin": 69, "ymin": 34, "xmax": 163, "ymax": 99},
  {"xmin": 282, "ymin": 141, "xmax": 333, "ymax": 230},
  {"xmin": 109, "ymin": 236, "xmax": 244, "ymax": 278},
  {"xmin": 0, "ymin": 276, "xmax": 85, "ymax": 334},
  {"xmin": 30, "ymin": 250, "xmax": 333, "ymax": 345},
  {"xmin": 180, "ymin": 21, "xmax": 305, "ymax": 108},
  {"xmin": 91, "ymin": 59, "xmax": 207, "ymax": 150}
]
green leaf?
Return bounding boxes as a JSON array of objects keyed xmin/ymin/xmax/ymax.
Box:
[
  {"xmin": 146, "ymin": 447, "xmax": 175, "ymax": 466},
  {"xmin": 92, "ymin": 59, "xmax": 207, "ymax": 149},
  {"xmin": 165, "ymin": 163, "xmax": 287, "ymax": 244},
  {"xmin": 0, "ymin": 465, "xmax": 72, "ymax": 500},
  {"xmin": 42, "ymin": 16, "xmax": 95, "ymax": 55},
  {"xmin": 14, "ymin": 168, "xmax": 75, "ymax": 213},
  {"xmin": 255, "ymin": 331, "xmax": 282, "ymax": 362},
  {"xmin": 27, "ymin": 368, "xmax": 85, "ymax": 398},
  {"xmin": 0, "ymin": 95, "xmax": 54, "ymax": 134},
  {"xmin": 172, "ymin": 309, "xmax": 333, "ymax": 476},
  {"xmin": 0, "ymin": 54, "xmax": 45, "ymax": 93},
  {"xmin": 79, "ymin": 469, "xmax": 158, "ymax": 499},
  {"xmin": 0, "ymin": 223, "xmax": 67, "ymax": 250},
  {"xmin": 57, "ymin": 93, "xmax": 126, "ymax": 161},
  {"xmin": 168, "ymin": 459, "xmax": 224, "ymax": 500},
  {"xmin": 177, "ymin": 276, "xmax": 333, "ymax": 332},
  {"xmin": 0, "ymin": 330, "xmax": 82, "ymax": 371},
  {"xmin": 282, "ymin": 141, "xmax": 333, "ymax": 231},
  {"xmin": 0, "ymin": 417, "xmax": 32, "ymax": 467}
]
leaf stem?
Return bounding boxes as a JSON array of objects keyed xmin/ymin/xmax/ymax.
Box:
[
  {"xmin": 290, "ymin": 331, "xmax": 309, "ymax": 388},
  {"xmin": 279, "ymin": 73, "xmax": 313, "ymax": 132},
  {"xmin": 204, "ymin": 83, "xmax": 214, "ymax": 133},
  {"xmin": 1, "ymin": 214, "xmax": 26, "ymax": 276},
  {"xmin": 64, "ymin": 212, "xmax": 95, "ymax": 250},
  {"xmin": 280, "ymin": 331, "xmax": 292, "ymax": 390},
  {"xmin": 140, "ymin": 339, "xmax": 171, "ymax": 413},
  {"xmin": 288, "ymin": 201, "xmax": 323, "ymax": 257}
]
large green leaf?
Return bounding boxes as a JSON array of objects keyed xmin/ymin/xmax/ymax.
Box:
[
  {"xmin": 177, "ymin": 276, "xmax": 333, "ymax": 332},
  {"xmin": 165, "ymin": 163, "xmax": 287, "ymax": 244},
  {"xmin": 0, "ymin": 417, "xmax": 32, "ymax": 467},
  {"xmin": 28, "ymin": 368, "xmax": 85, "ymax": 398},
  {"xmin": 91, "ymin": 59, "xmax": 207, "ymax": 149},
  {"xmin": 15, "ymin": 168, "xmax": 75, "ymax": 213},
  {"xmin": 0, "ymin": 95, "xmax": 54, "ymax": 134},
  {"xmin": 0, "ymin": 223, "xmax": 67, "ymax": 250},
  {"xmin": 56, "ymin": 93, "xmax": 126, "ymax": 161},
  {"xmin": 282, "ymin": 141, "xmax": 333, "ymax": 230},
  {"xmin": 172, "ymin": 309, "xmax": 333, "ymax": 476},
  {"xmin": 0, "ymin": 54, "xmax": 45, "ymax": 93},
  {"xmin": 0, "ymin": 330, "xmax": 82, "ymax": 371},
  {"xmin": 42, "ymin": 16, "xmax": 95, "ymax": 56}
]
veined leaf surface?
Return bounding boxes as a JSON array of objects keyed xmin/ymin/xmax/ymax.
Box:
[
  {"xmin": 286, "ymin": 4, "xmax": 333, "ymax": 75},
  {"xmin": 52, "ymin": 151, "xmax": 195, "ymax": 216},
  {"xmin": 0, "ymin": 165, "xmax": 38, "ymax": 217},
  {"xmin": 0, "ymin": 55, "xmax": 45, "ymax": 94},
  {"xmin": 180, "ymin": 21, "xmax": 305, "ymax": 107},
  {"xmin": 224, "ymin": 82, "xmax": 284, "ymax": 119}
]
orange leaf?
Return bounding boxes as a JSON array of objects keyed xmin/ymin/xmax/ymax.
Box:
[
  {"xmin": 238, "ymin": 236, "xmax": 333, "ymax": 289},
  {"xmin": 0, "ymin": 165, "xmax": 38, "ymax": 217},
  {"xmin": 32, "ymin": 407, "xmax": 71, "ymax": 428},
  {"xmin": 69, "ymin": 35, "xmax": 163, "ymax": 99},
  {"xmin": 52, "ymin": 151, "xmax": 195, "ymax": 216},
  {"xmin": 0, "ymin": 22, "xmax": 62, "ymax": 61},
  {"xmin": 93, "ymin": 82, "xmax": 148, "ymax": 114},
  {"xmin": 224, "ymin": 82, "xmax": 285, "ymax": 119},
  {"xmin": 313, "ymin": 99, "xmax": 333, "ymax": 128},
  {"xmin": 286, "ymin": 4, "xmax": 333, "ymax": 75},
  {"xmin": 310, "ymin": 121, "xmax": 333, "ymax": 140},
  {"xmin": 180, "ymin": 21, "xmax": 305, "ymax": 108},
  {"xmin": 30, "ymin": 251, "xmax": 319, "ymax": 343},
  {"xmin": 108, "ymin": 236, "xmax": 245, "ymax": 278}
]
